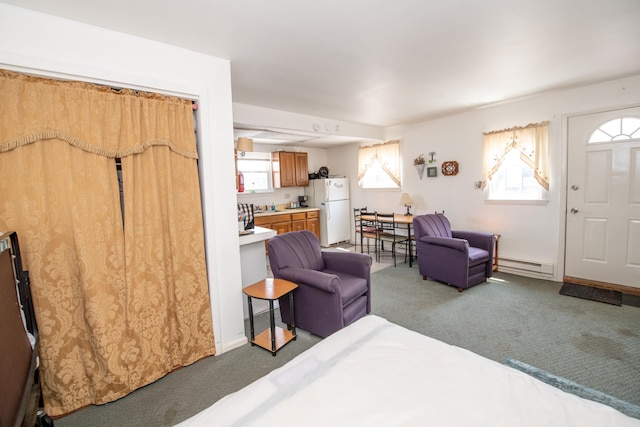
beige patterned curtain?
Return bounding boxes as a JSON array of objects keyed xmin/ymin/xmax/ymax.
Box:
[
  {"xmin": 0, "ymin": 70, "xmax": 214, "ymax": 416},
  {"xmin": 357, "ymin": 139, "xmax": 401, "ymax": 186},
  {"xmin": 482, "ymin": 121, "xmax": 550, "ymax": 190}
]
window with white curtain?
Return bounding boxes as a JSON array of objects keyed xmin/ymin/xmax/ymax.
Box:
[
  {"xmin": 357, "ymin": 140, "xmax": 401, "ymax": 189},
  {"xmin": 482, "ymin": 122, "xmax": 549, "ymax": 201}
]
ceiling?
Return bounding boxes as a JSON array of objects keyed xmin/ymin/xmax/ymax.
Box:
[
  {"xmin": 4, "ymin": 0, "xmax": 640, "ymax": 146},
  {"xmin": 233, "ymin": 126, "xmax": 381, "ymax": 148}
]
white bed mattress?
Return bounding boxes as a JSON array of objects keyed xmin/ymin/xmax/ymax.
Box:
[{"xmin": 176, "ymin": 315, "xmax": 639, "ymax": 426}]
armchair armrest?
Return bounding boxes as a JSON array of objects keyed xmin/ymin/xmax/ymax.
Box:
[
  {"xmin": 452, "ymin": 230, "xmax": 494, "ymax": 251},
  {"xmin": 322, "ymin": 251, "xmax": 372, "ymax": 279},
  {"xmin": 275, "ymin": 267, "xmax": 340, "ymax": 294},
  {"xmin": 419, "ymin": 236, "xmax": 469, "ymax": 252}
]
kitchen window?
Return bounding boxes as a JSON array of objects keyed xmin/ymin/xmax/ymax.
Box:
[{"xmin": 237, "ymin": 151, "xmax": 273, "ymax": 193}]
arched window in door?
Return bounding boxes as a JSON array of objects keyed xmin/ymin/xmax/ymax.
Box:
[{"xmin": 589, "ymin": 117, "xmax": 640, "ymax": 143}]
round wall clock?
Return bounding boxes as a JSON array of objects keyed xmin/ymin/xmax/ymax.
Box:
[{"xmin": 442, "ymin": 161, "xmax": 459, "ymax": 176}]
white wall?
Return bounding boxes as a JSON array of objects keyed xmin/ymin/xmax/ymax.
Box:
[
  {"xmin": 330, "ymin": 75, "xmax": 640, "ymax": 281},
  {"xmin": 0, "ymin": 4, "xmax": 246, "ymax": 353}
]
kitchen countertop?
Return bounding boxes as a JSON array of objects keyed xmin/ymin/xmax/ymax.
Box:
[
  {"xmin": 254, "ymin": 207, "xmax": 319, "ymax": 217},
  {"xmin": 238, "ymin": 226, "xmax": 276, "ymax": 246}
]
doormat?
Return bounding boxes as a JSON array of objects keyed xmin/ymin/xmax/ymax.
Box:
[
  {"xmin": 559, "ymin": 282, "xmax": 622, "ymax": 306},
  {"xmin": 622, "ymin": 293, "xmax": 640, "ymax": 308},
  {"xmin": 503, "ymin": 358, "xmax": 640, "ymax": 419}
]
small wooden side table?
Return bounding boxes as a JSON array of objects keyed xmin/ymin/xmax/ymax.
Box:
[{"xmin": 243, "ymin": 278, "xmax": 298, "ymax": 356}]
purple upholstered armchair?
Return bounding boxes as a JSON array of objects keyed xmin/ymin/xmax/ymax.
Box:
[
  {"xmin": 268, "ymin": 230, "xmax": 372, "ymax": 337},
  {"xmin": 413, "ymin": 214, "xmax": 494, "ymax": 292}
]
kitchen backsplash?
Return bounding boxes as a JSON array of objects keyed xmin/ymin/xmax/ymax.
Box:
[{"xmin": 237, "ymin": 187, "xmax": 309, "ymax": 211}]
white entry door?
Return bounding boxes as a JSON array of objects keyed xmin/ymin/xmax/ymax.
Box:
[{"xmin": 566, "ymin": 107, "xmax": 640, "ymax": 289}]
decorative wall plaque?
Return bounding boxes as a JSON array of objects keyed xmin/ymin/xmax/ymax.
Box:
[{"xmin": 441, "ymin": 161, "xmax": 459, "ymax": 176}]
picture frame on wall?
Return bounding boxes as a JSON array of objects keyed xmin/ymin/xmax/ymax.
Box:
[
  {"xmin": 427, "ymin": 167, "xmax": 437, "ymax": 177},
  {"xmin": 442, "ymin": 161, "xmax": 459, "ymax": 176}
]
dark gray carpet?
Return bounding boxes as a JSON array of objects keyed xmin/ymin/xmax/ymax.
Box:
[
  {"xmin": 55, "ymin": 265, "xmax": 640, "ymax": 426},
  {"xmin": 623, "ymin": 293, "xmax": 640, "ymax": 308}
]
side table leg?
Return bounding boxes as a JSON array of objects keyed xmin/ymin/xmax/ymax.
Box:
[
  {"xmin": 247, "ymin": 295, "xmax": 255, "ymax": 344},
  {"xmin": 408, "ymin": 224, "xmax": 413, "ymax": 268},
  {"xmin": 269, "ymin": 299, "xmax": 276, "ymax": 356},
  {"xmin": 289, "ymin": 291, "xmax": 296, "ymax": 339}
]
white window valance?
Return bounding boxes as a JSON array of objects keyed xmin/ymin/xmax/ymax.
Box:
[{"xmin": 482, "ymin": 121, "xmax": 550, "ymax": 190}]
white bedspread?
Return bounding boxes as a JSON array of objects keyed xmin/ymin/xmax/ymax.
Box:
[{"xmin": 176, "ymin": 315, "xmax": 639, "ymax": 426}]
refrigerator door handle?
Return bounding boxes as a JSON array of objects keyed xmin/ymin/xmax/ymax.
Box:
[{"xmin": 325, "ymin": 180, "xmax": 331, "ymax": 203}]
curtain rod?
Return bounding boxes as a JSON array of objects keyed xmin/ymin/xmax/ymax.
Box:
[
  {"xmin": 483, "ymin": 121, "xmax": 549, "ymax": 136},
  {"xmin": 0, "ymin": 68, "xmax": 195, "ymax": 103}
]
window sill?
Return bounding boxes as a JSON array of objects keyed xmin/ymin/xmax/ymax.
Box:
[
  {"xmin": 238, "ymin": 190, "xmax": 274, "ymax": 195},
  {"xmin": 360, "ymin": 187, "xmax": 401, "ymax": 191}
]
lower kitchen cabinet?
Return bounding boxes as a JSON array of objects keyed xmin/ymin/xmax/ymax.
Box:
[
  {"xmin": 291, "ymin": 213, "xmax": 306, "ymax": 232},
  {"xmin": 271, "ymin": 219, "xmax": 291, "ymax": 235},
  {"xmin": 306, "ymin": 210, "xmax": 320, "ymax": 241},
  {"xmin": 254, "ymin": 209, "xmax": 321, "ymax": 251},
  {"xmin": 255, "ymin": 214, "xmax": 292, "ymax": 235}
]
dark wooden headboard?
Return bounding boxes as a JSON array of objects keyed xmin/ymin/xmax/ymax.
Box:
[{"xmin": 0, "ymin": 234, "xmax": 39, "ymax": 427}]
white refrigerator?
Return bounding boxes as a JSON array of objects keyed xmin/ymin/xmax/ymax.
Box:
[{"xmin": 307, "ymin": 178, "xmax": 351, "ymax": 247}]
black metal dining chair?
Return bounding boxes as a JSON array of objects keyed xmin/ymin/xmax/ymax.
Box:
[
  {"xmin": 358, "ymin": 211, "xmax": 381, "ymax": 257},
  {"xmin": 355, "ymin": 207, "xmax": 379, "ymax": 254},
  {"xmin": 353, "ymin": 207, "xmax": 367, "ymax": 252},
  {"xmin": 376, "ymin": 213, "xmax": 411, "ymax": 267}
]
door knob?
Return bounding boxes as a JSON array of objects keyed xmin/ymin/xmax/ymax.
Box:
[
  {"xmin": 570, "ymin": 208, "xmax": 579, "ymax": 214},
  {"xmin": 570, "ymin": 185, "xmax": 579, "ymax": 191}
]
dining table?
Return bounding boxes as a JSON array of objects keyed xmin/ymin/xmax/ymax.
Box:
[{"xmin": 359, "ymin": 213, "xmax": 415, "ymax": 267}]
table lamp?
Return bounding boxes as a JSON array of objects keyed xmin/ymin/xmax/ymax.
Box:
[{"xmin": 400, "ymin": 193, "xmax": 413, "ymax": 216}]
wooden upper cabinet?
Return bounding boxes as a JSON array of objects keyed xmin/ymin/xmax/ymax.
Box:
[
  {"xmin": 272, "ymin": 151, "xmax": 309, "ymax": 188},
  {"xmin": 294, "ymin": 152, "xmax": 309, "ymax": 186}
]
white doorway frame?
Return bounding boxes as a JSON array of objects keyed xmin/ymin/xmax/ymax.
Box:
[{"xmin": 560, "ymin": 102, "xmax": 640, "ymax": 293}]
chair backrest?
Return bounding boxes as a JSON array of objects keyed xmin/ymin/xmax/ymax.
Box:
[
  {"xmin": 413, "ymin": 213, "xmax": 452, "ymax": 239},
  {"xmin": 354, "ymin": 207, "xmax": 369, "ymax": 226},
  {"xmin": 376, "ymin": 213, "xmax": 396, "ymax": 236},
  {"xmin": 360, "ymin": 211, "xmax": 379, "ymax": 237},
  {"xmin": 268, "ymin": 231, "xmax": 325, "ymax": 276}
]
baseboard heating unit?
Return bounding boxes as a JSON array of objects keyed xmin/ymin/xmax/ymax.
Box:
[{"xmin": 497, "ymin": 257, "xmax": 554, "ymax": 280}]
